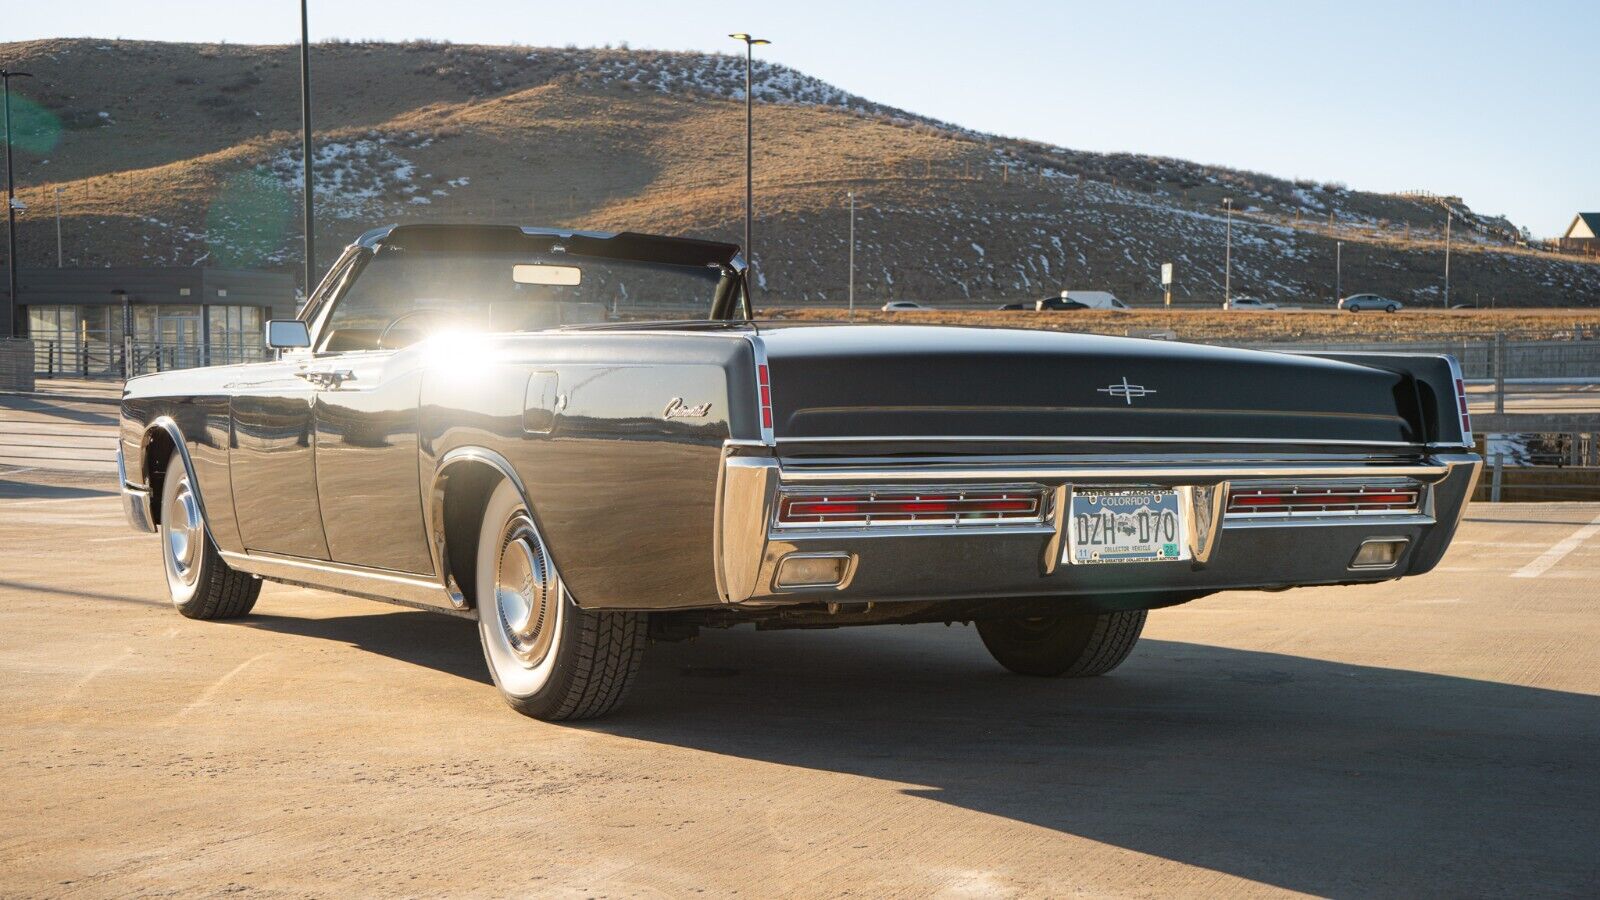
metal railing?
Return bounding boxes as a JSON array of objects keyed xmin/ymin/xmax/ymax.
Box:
[{"xmin": 33, "ymin": 337, "xmax": 267, "ymax": 378}]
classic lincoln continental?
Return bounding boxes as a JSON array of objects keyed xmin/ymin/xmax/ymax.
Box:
[{"xmin": 119, "ymin": 224, "xmax": 1481, "ymax": 720}]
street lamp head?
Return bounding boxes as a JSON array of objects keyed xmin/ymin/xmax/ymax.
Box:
[
  {"xmin": 728, "ymin": 34, "xmax": 770, "ymax": 45},
  {"xmin": 729, "ymin": 33, "xmax": 749, "ymax": 40}
]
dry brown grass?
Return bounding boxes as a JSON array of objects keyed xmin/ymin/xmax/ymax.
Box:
[{"xmin": 765, "ymin": 307, "xmax": 1600, "ymax": 343}]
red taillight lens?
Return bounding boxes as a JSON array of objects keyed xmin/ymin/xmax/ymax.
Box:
[
  {"xmin": 776, "ymin": 491, "xmax": 1043, "ymax": 526},
  {"xmin": 1454, "ymin": 376, "xmax": 1472, "ymax": 438},
  {"xmin": 1227, "ymin": 485, "xmax": 1421, "ymax": 516},
  {"xmin": 757, "ymin": 363, "xmax": 773, "ymax": 430}
]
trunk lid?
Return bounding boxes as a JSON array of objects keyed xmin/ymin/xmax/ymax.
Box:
[{"xmin": 758, "ymin": 325, "xmax": 1425, "ymax": 446}]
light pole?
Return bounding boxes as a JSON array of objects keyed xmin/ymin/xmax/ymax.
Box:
[
  {"xmin": 54, "ymin": 186, "xmax": 62, "ymax": 267},
  {"xmin": 300, "ymin": 0, "xmax": 316, "ymax": 296},
  {"xmin": 2, "ymin": 69, "xmax": 34, "ymax": 339},
  {"xmin": 1222, "ymin": 197, "xmax": 1233, "ymax": 306},
  {"xmin": 1443, "ymin": 208, "xmax": 1452, "ymax": 309},
  {"xmin": 847, "ymin": 191, "xmax": 855, "ymax": 320},
  {"xmin": 728, "ymin": 33, "xmax": 769, "ymax": 277},
  {"xmin": 1335, "ymin": 239, "xmax": 1342, "ymax": 306}
]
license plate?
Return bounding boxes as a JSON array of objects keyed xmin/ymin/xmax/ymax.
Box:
[{"xmin": 1067, "ymin": 489, "xmax": 1189, "ymax": 565}]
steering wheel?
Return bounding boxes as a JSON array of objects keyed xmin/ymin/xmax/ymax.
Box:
[{"xmin": 376, "ymin": 309, "xmax": 451, "ymax": 349}]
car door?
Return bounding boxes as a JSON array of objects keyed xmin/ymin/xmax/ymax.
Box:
[
  {"xmin": 229, "ymin": 351, "xmax": 331, "ymax": 560},
  {"xmin": 228, "ymin": 251, "xmax": 368, "ymax": 560},
  {"xmin": 310, "ymin": 348, "xmax": 434, "ymax": 574}
]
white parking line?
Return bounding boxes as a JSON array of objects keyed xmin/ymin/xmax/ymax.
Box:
[{"xmin": 1512, "ymin": 512, "xmax": 1600, "ymax": 579}]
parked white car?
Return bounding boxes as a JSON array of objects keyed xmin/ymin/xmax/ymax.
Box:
[
  {"xmin": 1224, "ymin": 297, "xmax": 1278, "ymax": 310},
  {"xmin": 881, "ymin": 300, "xmax": 927, "ymax": 312}
]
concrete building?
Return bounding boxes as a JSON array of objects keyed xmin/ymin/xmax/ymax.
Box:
[
  {"xmin": 18, "ymin": 267, "xmax": 295, "ymax": 377},
  {"xmin": 1558, "ymin": 213, "xmax": 1600, "ymax": 254}
]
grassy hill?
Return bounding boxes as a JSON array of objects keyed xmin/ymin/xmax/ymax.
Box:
[{"xmin": 1, "ymin": 37, "xmax": 1597, "ymax": 306}]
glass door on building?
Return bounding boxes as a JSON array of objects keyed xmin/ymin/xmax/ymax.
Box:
[{"xmin": 160, "ymin": 313, "xmax": 201, "ymax": 370}]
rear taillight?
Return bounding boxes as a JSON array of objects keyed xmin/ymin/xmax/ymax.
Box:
[
  {"xmin": 775, "ymin": 490, "xmax": 1044, "ymax": 527},
  {"xmin": 757, "ymin": 363, "xmax": 773, "ymax": 430},
  {"xmin": 1454, "ymin": 376, "xmax": 1472, "ymax": 438},
  {"xmin": 1227, "ymin": 485, "xmax": 1421, "ymax": 516}
]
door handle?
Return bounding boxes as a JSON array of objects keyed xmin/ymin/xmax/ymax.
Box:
[{"xmin": 295, "ymin": 368, "xmax": 357, "ymax": 389}]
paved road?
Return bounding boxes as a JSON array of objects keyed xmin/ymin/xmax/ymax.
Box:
[
  {"xmin": 0, "ymin": 395, "xmax": 120, "ymax": 475},
  {"xmin": 1, "ymin": 478, "xmax": 1596, "ymax": 897}
]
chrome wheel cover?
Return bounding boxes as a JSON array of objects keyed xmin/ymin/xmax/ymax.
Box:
[
  {"xmin": 495, "ymin": 516, "xmax": 557, "ymax": 668},
  {"xmin": 165, "ymin": 477, "xmax": 203, "ymax": 587}
]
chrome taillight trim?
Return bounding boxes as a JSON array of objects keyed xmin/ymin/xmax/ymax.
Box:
[
  {"xmin": 1225, "ymin": 480, "xmax": 1424, "ymax": 518},
  {"xmin": 772, "ymin": 484, "xmax": 1049, "ymax": 529}
]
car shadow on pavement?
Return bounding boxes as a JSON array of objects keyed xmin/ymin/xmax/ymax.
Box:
[{"xmin": 243, "ymin": 610, "xmax": 1600, "ymax": 896}]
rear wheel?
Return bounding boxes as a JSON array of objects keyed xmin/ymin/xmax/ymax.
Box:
[
  {"xmin": 976, "ymin": 610, "xmax": 1146, "ymax": 677},
  {"xmin": 159, "ymin": 450, "xmax": 260, "ymax": 619},
  {"xmin": 475, "ymin": 479, "xmax": 646, "ymax": 720}
]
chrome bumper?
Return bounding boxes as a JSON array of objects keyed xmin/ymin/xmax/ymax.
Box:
[
  {"xmin": 117, "ymin": 446, "xmax": 157, "ymax": 534},
  {"xmin": 715, "ymin": 450, "xmax": 1482, "ymax": 606}
]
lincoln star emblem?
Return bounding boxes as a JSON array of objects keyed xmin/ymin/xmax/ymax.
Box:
[
  {"xmin": 663, "ymin": 398, "xmax": 712, "ymax": 419},
  {"xmin": 1097, "ymin": 377, "xmax": 1157, "ymax": 405}
]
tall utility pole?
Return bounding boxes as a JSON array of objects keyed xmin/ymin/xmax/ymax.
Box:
[
  {"xmin": 1443, "ymin": 208, "xmax": 1452, "ymax": 309},
  {"xmin": 847, "ymin": 191, "xmax": 855, "ymax": 321},
  {"xmin": 728, "ymin": 33, "xmax": 769, "ymax": 275},
  {"xmin": 1222, "ymin": 197, "xmax": 1233, "ymax": 306},
  {"xmin": 299, "ymin": 0, "xmax": 316, "ymax": 297},
  {"xmin": 2, "ymin": 69, "xmax": 33, "ymax": 339},
  {"xmin": 1335, "ymin": 239, "xmax": 1342, "ymax": 306},
  {"xmin": 54, "ymin": 187, "xmax": 62, "ymax": 267}
]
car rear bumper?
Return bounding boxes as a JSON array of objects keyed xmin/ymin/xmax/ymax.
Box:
[{"xmin": 715, "ymin": 446, "xmax": 1481, "ymax": 607}]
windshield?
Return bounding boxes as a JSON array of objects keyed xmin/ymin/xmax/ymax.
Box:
[{"xmin": 314, "ymin": 246, "xmax": 724, "ymax": 352}]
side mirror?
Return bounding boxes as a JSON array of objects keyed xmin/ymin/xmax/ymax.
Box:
[{"xmin": 266, "ymin": 319, "xmax": 311, "ymax": 350}]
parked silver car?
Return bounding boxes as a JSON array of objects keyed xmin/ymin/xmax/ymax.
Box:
[{"xmin": 1339, "ymin": 294, "xmax": 1402, "ymax": 313}]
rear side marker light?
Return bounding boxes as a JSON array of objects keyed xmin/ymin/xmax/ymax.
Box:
[
  {"xmin": 1351, "ymin": 538, "xmax": 1408, "ymax": 570},
  {"xmin": 776, "ymin": 490, "xmax": 1044, "ymax": 527},
  {"xmin": 757, "ymin": 364, "xmax": 773, "ymax": 430},
  {"xmin": 1227, "ymin": 485, "xmax": 1421, "ymax": 516}
]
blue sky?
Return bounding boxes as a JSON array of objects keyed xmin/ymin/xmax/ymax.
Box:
[{"xmin": 7, "ymin": 0, "xmax": 1594, "ymax": 236}]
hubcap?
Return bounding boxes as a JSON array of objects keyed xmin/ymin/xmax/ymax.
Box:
[
  {"xmin": 495, "ymin": 517, "xmax": 556, "ymax": 667},
  {"xmin": 166, "ymin": 479, "xmax": 203, "ymax": 585}
]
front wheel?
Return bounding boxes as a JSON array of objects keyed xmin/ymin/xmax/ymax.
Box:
[
  {"xmin": 475, "ymin": 479, "xmax": 646, "ymax": 721},
  {"xmin": 976, "ymin": 610, "xmax": 1146, "ymax": 677},
  {"xmin": 159, "ymin": 450, "xmax": 260, "ymax": 619}
]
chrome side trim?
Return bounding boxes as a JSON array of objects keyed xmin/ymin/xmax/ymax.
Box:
[
  {"xmin": 774, "ymin": 435, "xmax": 1429, "ymax": 448},
  {"xmin": 779, "ymin": 463, "xmax": 1451, "ymax": 484},
  {"xmin": 220, "ymin": 549, "xmax": 461, "ymax": 613},
  {"xmin": 117, "ymin": 446, "xmax": 156, "ymax": 534},
  {"xmin": 426, "ymin": 446, "xmax": 537, "ymax": 610}
]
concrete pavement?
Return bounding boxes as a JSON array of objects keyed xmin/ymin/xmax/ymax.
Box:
[{"xmin": 1, "ymin": 478, "xmax": 1596, "ymax": 897}]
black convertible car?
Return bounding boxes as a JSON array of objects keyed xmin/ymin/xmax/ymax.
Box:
[{"xmin": 118, "ymin": 224, "xmax": 1481, "ymax": 720}]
